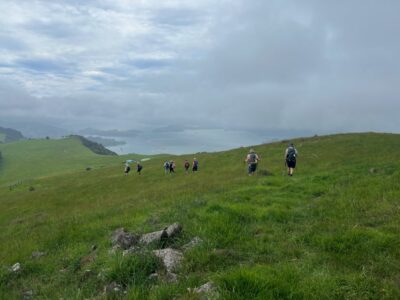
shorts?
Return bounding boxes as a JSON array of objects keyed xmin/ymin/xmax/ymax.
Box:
[
  {"xmin": 248, "ymin": 163, "xmax": 257, "ymax": 173},
  {"xmin": 286, "ymin": 160, "xmax": 296, "ymax": 168},
  {"xmin": 125, "ymin": 166, "xmax": 131, "ymax": 173}
]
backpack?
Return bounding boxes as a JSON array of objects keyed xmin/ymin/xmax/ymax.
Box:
[
  {"xmin": 287, "ymin": 147, "xmax": 296, "ymax": 161},
  {"xmin": 248, "ymin": 153, "xmax": 257, "ymax": 163}
]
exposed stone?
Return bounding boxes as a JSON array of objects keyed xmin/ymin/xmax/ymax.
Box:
[
  {"xmin": 111, "ymin": 228, "xmax": 138, "ymax": 250},
  {"xmin": 11, "ymin": 262, "xmax": 21, "ymax": 272},
  {"xmin": 166, "ymin": 272, "xmax": 178, "ymax": 283},
  {"xmin": 108, "ymin": 245, "xmax": 120, "ymax": 255},
  {"xmin": 369, "ymin": 168, "xmax": 378, "ymax": 174},
  {"xmin": 193, "ymin": 282, "xmax": 215, "ymax": 294},
  {"xmin": 183, "ymin": 237, "xmax": 203, "ymax": 252},
  {"xmin": 188, "ymin": 282, "xmax": 219, "ymax": 299},
  {"xmin": 22, "ymin": 290, "xmax": 34, "ymax": 300},
  {"xmin": 139, "ymin": 229, "xmax": 168, "ymax": 245},
  {"xmin": 122, "ymin": 246, "xmax": 140, "ymax": 256},
  {"xmin": 148, "ymin": 273, "xmax": 159, "ymax": 280},
  {"xmin": 153, "ymin": 248, "xmax": 183, "ymax": 273},
  {"xmin": 165, "ymin": 223, "xmax": 182, "ymax": 238},
  {"xmin": 31, "ymin": 251, "xmax": 46, "ymax": 259},
  {"xmin": 104, "ymin": 282, "xmax": 123, "ymax": 294}
]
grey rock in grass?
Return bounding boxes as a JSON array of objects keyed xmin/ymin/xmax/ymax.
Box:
[
  {"xmin": 183, "ymin": 236, "xmax": 203, "ymax": 252},
  {"xmin": 139, "ymin": 229, "xmax": 168, "ymax": 245},
  {"xmin": 166, "ymin": 272, "xmax": 178, "ymax": 283},
  {"xmin": 165, "ymin": 223, "xmax": 182, "ymax": 238},
  {"xmin": 153, "ymin": 248, "xmax": 183, "ymax": 273},
  {"xmin": 189, "ymin": 282, "xmax": 219, "ymax": 299},
  {"xmin": 122, "ymin": 246, "xmax": 140, "ymax": 256},
  {"xmin": 193, "ymin": 282, "xmax": 215, "ymax": 294},
  {"xmin": 111, "ymin": 228, "xmax": 138, "ymax": 250},
  {"xmin": 31, "ymin": 251, "xmax": 46, "ymax": 259},
  {"xmin": 22, "ymin": 290, "xmax": 34, "ymax": 300},
  {"xmin": 10, "ymin": 262, "xmax": 21, "ymax": 273},
  {"xmin": 369, "ymin": 168, "xmax": 378, "ymax": 174},
  {"xmin": 148, "ymin": 272, "xmax": 159, "ymax": 280},
  {"xmin": 104, "ymin": 282, "xmax": 123, "ymax": 294}
]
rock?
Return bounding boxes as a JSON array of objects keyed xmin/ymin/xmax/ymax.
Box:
[
  {"xmin": 122, "ymin": 246, "xmax": 140, "ymax": 256},
  {"xmin": 108, "ymin": 245, "xmax": 120, "ymax": 255},
  {"xmin": 11, "ymin": 262, "xmax": 21, "ymax": 272},
  {"xmin": 31, "ymin": 251, "xmax": 46, "ymax": 259},
  {"xmin": 369, "ymin": 168, "xmax": 378, "ymax": 174},
  {"xmin": 189, "ymin": 282, "xmax": 219, "ymax": 299},
  {"xmin": 111, "ymin": 228, "xmax": 138, "ymax": 250},
  {"xmin": 153, "ymin": 248, "xmax": 183, "ymax": 273},
  {"xmin": 104, "ymin": 282, "xmax": 123, "ymax": 294},
  {"xmin": 183, "ymin": 237, "xmax": 203, "ymax": 252},
  {"xmin": 22, "ymin": 290, "xmax": 34, "ymax": 300},
  {"xmin": 193, "ymin": 282, "xmax": 215, "ymax": 294},
  {"xmin": 148, "ymin": 273, "xmax": 159, "ymax": 280},
  {"xmin": 139, "ymin": 229, "xmax": 168, "ymax": 245},
  {"xmin": 91, "ymin": 245, "xmax": 97, "ymax": 251},
  {"xmin": 166, "ymin": 272, "xmax": 178, "ymax": 283},
  {"xmin": 165, "ymin": 223, "xmax": 182, "ymax": 238},
  {"xmin": 139, "ymin": 223, "xmax": 182, "ymax": 245}
]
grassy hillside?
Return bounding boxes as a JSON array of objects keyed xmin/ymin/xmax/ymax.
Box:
[
  {"xmin": 0, "ymin": 137, "xmax": 125, "ymax": 186},
  {"xmin": 0, "ymin": 133, "xmax": 399, "ymax": 299}
]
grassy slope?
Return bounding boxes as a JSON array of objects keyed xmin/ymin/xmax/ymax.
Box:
[
  {"xmin": 0, "ymin": 137, "xmax": 140, "ymax": 186},
  {"xmin": 0, "ymin": 133, "xmax": 399, "ymax": 299},
  {"xmin": 0, "ymin": 133, "xmax": 5, "ymax": 143}
]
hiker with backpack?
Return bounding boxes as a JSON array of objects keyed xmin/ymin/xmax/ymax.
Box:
[
  {"xmin": 169, "ymin": 160, "xmax": 176, "ymax": 173},
  {"xmin": 164, "ymin": 161, "xmax": 170, "ymax": 174},
  {"xmin": 184, "ymin": 160, "xmax": 190, "ymax": 174},
  {"xmin": 245, "ymin": 149, "xmax": 260, "ymax": 176},
  {"xmin": 124, "ymin": 162, "xmax": 131, "ymax": 176},
  {"xmin": 285, "ymin": 143, "xmax": 298, "ymax": 176},
  {"xmin": 137, "ymin": 162, "xmax": 143, "ymax": 175},
  {"xmin": 192, "ymin": 158, "xmax": 199, "ymax": 172}
]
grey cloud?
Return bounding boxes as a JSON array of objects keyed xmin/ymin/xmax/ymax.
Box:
[{"xmin": 0, "ymin": 0, "xmax": 399, "ymax": 136}]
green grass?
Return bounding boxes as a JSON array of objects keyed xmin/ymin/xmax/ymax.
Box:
[{"xmin": 0, "ymin": 132, "xmax": 399, "ymax": 299}]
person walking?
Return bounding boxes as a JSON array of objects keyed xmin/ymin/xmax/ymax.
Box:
[
  {"xmin": 164, "ymin": 161, "xmax": 170, "ymax": 174},
  {"xmin": 137, "ymin": 162, "xmax": 143, "ymax": 175},
  {"xmin": 245, "ymin": 149, "xmax": 260, "ymax": 176},
  {"xmin": 192, "ymin": 158, "xmax": 199, "ymax": 173},
  {"xmin": 124, "ymin": 162, "xmax": 131, "ymax": 176},
  {"xmin": 184, "ymin": 160, "xmax": 190, "ymax": 174},
  {"xmin": 169, "ymin": 160, "xmax": 176, "ymax": 173},
  {"xmin": 285, "ymin": 143, "xmax": 298, "ymax": 176}
]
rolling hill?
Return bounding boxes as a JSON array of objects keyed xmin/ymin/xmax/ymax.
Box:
[{"xmin": 0, "ymin": 132, "xmax": 399, "ymax": 299}]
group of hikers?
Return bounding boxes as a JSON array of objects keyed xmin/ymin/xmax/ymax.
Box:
[
  {"xmin": 245, "ymin": 143, "xmax": 298, "ymax": 176},
  {"xmin": 163, "ymin": 158, "xmax": 199, "ymax": 174},
  {"xmin": 124, "ymin": 158, "xmax": 199, "ymax": 175},
  {"xmin": 123, "ymin": 143, "xmax": 298, "ymax": 177}
]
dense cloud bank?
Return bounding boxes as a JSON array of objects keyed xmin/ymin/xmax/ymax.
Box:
[{"xmin": 0, "ymin": 0, "xmax": 399, "ymax": 133}]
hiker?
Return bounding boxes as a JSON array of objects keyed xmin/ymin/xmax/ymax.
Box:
[
  {"xmin": 137, "ymin": 162, "xmax": 143, "ymax": 175},
  {"xmin": 169, "ymin": 160, "xmax": 176, "ymax": 173},
  {"xmin": 164, "ymin": 161, "xmax": 170, "ymax": 174},
  {"xmin": 124, "ymin": 162, "xmax": 131, "ymax": 175},
  {"xmin": 192, "ymin": 158, "xmax": 199, "ymax": 172},
  {"xmin": 285, "ymin": 143, "xmax": 298, "ymax": 176},
  {"xmin": 184, "ymin": 160, "xmax": 190, "ymax": 173},
  {"xmin": 245, "ymin": 148, "xmax": 260, "ymax": 176}
]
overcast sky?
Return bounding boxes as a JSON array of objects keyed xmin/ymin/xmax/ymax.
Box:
[{"xmin": 0, "ymin": 0, "xmax": 399, "ymax": 133}]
